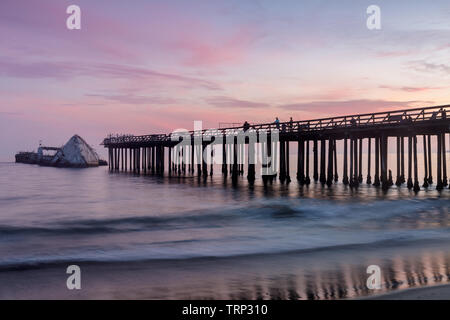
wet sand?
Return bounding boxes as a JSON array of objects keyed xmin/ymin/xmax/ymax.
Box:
[
  {"xmin": 368, "ymin": 284, "xmax": 450, "ymax": 300},
  {"xmin": 1, "ymin": 241, "xmax": 450, "ymax": 300}
]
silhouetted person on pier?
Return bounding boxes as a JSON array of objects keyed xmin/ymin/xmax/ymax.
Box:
[
  {"xmin": 274, "ymin": 117, "xmax": 280, "ymax": 129},
  {"xmin": 243, "ymin": 121, "xmax": 250, "ymax": 132},
  {"xmin": 350, "ymin": 118, "xmax": 357, "ymax": 126}
]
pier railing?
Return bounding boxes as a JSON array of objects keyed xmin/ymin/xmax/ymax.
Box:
[{"xmin": 102, "ymin": 104, "xmax": 449, "ymax": 145}]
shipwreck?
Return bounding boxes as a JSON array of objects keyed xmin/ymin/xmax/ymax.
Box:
[{"xmin": 15, "ymin": 135, "xmax": 107, "ymax": 168}]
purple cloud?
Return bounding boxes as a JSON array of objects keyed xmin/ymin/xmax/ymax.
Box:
[
  {"xmin": 0, "ymin": 57, "xmax": 221, "ymax": 90},
  {"xmin": 278, "ymin": 100, "xmax": 430, "ymax": 115},
  {"xmin": 206, "ymin": 96, "xmax": 270, "ymax": 109},
  {"xmin": 85, "ymin": 93, "xmax": 180, "ymax": 105}
]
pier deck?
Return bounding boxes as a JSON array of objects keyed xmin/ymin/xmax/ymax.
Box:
[{"xmin": 102, "ymin": 105, "xmax": 450, "ymax": 191}]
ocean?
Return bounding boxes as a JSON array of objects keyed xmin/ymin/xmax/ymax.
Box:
[{"xmin": 0, "ymin": 161, "xmax": 449, "ymax": 299}]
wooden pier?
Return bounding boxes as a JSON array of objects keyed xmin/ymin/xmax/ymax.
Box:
[{"xmin": 102, "ymin": 105, "xmax": 450, "ymax": 191}]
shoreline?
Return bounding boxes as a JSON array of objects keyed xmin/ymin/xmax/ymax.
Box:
[{"xmin": 366, "ymin": 283, "xmax": 450, "ymax": 300}]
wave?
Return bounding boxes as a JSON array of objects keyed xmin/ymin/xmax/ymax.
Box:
[
  {"xmin": 0, "ymin": 197, "xmax": 447, "ymax": 237},
  {"xmin": 0, "ymin": 235, "xmax": 448, "ymax": 272}
]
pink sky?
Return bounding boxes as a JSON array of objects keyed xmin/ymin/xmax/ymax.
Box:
[{"xmin": 1, "ymin": 0, "xmax": 449, "ymax": 160}]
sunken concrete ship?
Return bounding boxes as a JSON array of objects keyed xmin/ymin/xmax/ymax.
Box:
[{"xmin": 15, "ymin": 135, "xmax": 107, "ymax": 168}]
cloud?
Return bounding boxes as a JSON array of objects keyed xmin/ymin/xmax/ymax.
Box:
[
  {"xmin": 0, "ymin": 57, "xmax": 222, "ymax": 90},
  {"xmin": 278, "ymin": 99, "xmax": 428, "ymax": 115},
  {"xmin": 206, "ymin": 96, "xmax": 270, "ymax": 109},
  {"xmin": 0, "ymin": 111, "xmax": 22, "ymax": 116},
  {"xmin": 409, "ymin": 60, "xmax": 450, "ymax": 75},
  {"xmin": 379, "ymin": 85, "xmax": 444, "ymax": 92},
  {"xmin": 85, "ymin": 94, "xmax": 179, "ymax": 105},
  {"xmin": 172, "ymin": 27, "xmax": 264, "ymax": 67}
]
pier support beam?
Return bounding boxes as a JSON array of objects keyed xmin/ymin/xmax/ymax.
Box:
[
  {"xmin": 320, "ymin": 139, "xmax": 326, "ymax": 184},
  {"xmin": 349, "ymin": 138, "xmax": 354, "ymax": 186},
  {"xmin": 381, "ymin": 135, "xmax": 389, "ymax": 190},
  {"xmin": 210, "ymin": 146, "xmax": 214, "ymax": 177},
  {"xmin": 222, "ymin": 140, "xmax": 227, "ymax": 176},
  {"xmin": 407, "ymin": 136, "xmax": 413, "ymax": 189},
  {"xmin": 373, "ymin": 137, "xmax": 380, "ymax": 186},
  {"xmin": 202, "ymin": 144, "xmax": 208, "ymax": 177},
  {"xmin": 443, "ymin": 133, "xmax": 448, "ymax": 187},
  {"xmin": 423, "ymin": 135, "xmax": 428, "ymax": 188},
  {"xmin": 279, "ymin": 140, "xmax": 286, "ymax": 183},
  {"xmin": 313, "ymin": 140, "xmax": 318, "ymax": 182},
  {"xmin": 358, "ymin": 138, "xmax": 363, "ymax": 183},
  {"xmin": 354, "ymin": 138, "xmax": 360, "ymax": 187},
  {"xmin": 305, "ymin": 141, "xmax": 310, "ymax": 184},
  {"xmin": 437, "ymin": 133, "xmax": 443, "ymax": 190},
  {"xmin": 247, "ymin": 139, "xmax": 256, "ymax": 184},
  {"xmin": 395, "ymin": 137, "xmax": 402, "ymax": 186},
  {"xmin": 286, "ymin": 141, "xmax": 291, "ymax": 183},
  {"xmin": 232, "ymin": 138, "xmax": 238, "ymax": 182},
  {"xmin": 343, "ymin": 138, "xmax": 349, "ymax": 185},
  {"xmin": 151, "ymin": 147, "xmax": 155, "ymax": 175},
  {"xmin": 413, "ymin": 135, "xmax": 420, "ymax": 192},
  {"xmin": 191, "ymin": 141, "xmax": 195, "ymax": 174},
  {"xmin": 168, "ymin": 147, "xmax": 172, "ymax": 176},
  {"xmin": 428, "ymin": 135, "xmax": 433, "ymax": 184},
  {"xmin": 400, "ymin": 137, "xmax": 405, "ymax": 183},
  {"xmin": 333, "ymin": 140, "xmax": 338, "ymax": 182},
  {"xmin": 108, "ymin": 148, "xmax": 112, "ymax": 171},
  {"xmin": 326, "ymin": 139, "xmax": 334, "ymax": 187},
  {"xmin": 297, "ymin": 138, "xmax": 305, "ymax": 184},
  {"xmin": 261, "ymin": 140, "xmax": 268, "ymax": 186},
  {"xmin": 367, "ymin": 138, "xmax": 372, "ymax": 184}
]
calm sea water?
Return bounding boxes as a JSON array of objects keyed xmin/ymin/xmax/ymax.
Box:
[{"xmin": 0, "ymin": 161, "xmax": 449, "ymax": 299}]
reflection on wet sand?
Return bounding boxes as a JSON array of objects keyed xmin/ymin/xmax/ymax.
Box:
[{"xmin": 154, "ymin": 248, "xmax": 450, "ymax": 300}]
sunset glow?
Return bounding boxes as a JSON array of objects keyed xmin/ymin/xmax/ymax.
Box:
[{"xmin": 1, "ymin": 0, "xmax": 449, "ymax": 160}]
